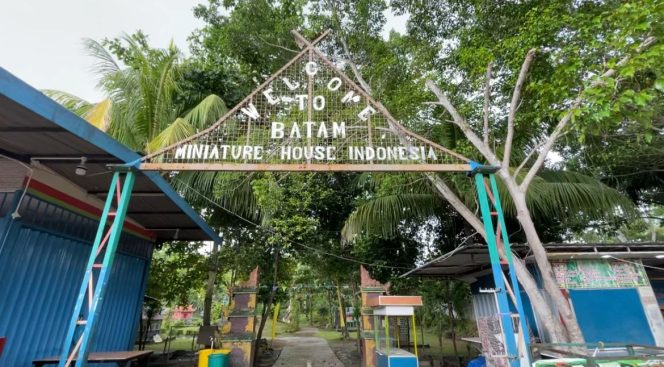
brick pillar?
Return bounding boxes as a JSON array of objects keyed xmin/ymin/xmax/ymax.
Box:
[
  {"xmin": 360, "ymin": 266, "xmax": 388, "ymax": 367},
  {"xmin": 221, "ymin": 267, "xmax": 260, "ymax": 367}
]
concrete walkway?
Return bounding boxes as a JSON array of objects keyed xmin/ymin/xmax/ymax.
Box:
[{"xmin": 275, "ymin": 327, "xmax": 344, "ymax": 367}]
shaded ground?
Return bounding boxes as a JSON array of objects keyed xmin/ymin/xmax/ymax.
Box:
[
  {"xmin": 327, "ymin": 339, "xmax": 362, "ymax": 367},
  {"xmin": 273, "ymin": 327, "xmax": 345, "ymax": 367}
]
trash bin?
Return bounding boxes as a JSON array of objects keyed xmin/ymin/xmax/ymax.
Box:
[
  {"xmin": 467, "ymin": 356, "xmax": 486, "ymax": 367},
  {"xmin": 208, "ymin": 349, "xmax": 231, "ymax": 367},
  {"xmin": 198, "ymin": 349, "xmax": 214, "ymax": 367}
]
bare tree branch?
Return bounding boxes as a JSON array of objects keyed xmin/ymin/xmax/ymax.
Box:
[
  {"xmin": 326, "ymin": 0, "xmax": 373, "ymax": 95},
  {"xmin": 339, "ymin": 36, "xmax": 373, "ymax": 95},
  {"xmin": 483, "ymin": 62, "xmax": 493, "ymax": 146},
  {"xmin": 425, "ymin": 173, "xmax": 485, "ymax": 233},
  {"xmin": 503, "ymin": 49, "xmax": 536, "ymax": 168},
  {"xmin": 513, "ymin": 139, "xmax": 547, "ymax": 178},
  {"xmin": 256, "ymin": 35, "xmax": 299, "ymax": 53},
  {"xmin": 520, "ymin": 37, "xmax": 656, "ymax": 191},
  {"xmin": 425, "ymin": 80, "xmax": 500, "ymax": 166}
]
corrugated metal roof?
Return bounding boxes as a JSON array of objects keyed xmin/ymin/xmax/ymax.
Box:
[
  {"xmin": 402, "ymin": 242, "xmax": 664, "ymax": 278},
  {"xmin": 0, "ymin": 67, "xmax": 220, "ymax": 243}
]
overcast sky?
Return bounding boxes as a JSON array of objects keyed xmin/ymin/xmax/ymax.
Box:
[{"xmin": 0, "ymin": 0, "xmax": 407, "ymax": 102}]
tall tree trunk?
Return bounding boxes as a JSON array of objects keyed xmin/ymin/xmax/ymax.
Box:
[
  {"xmin": 448, "ymin": 303, "xmax": 460, "ymax": 367},
  {"xmin": 499, "ymin": 170, "xmax": 585, "ymax": 344},
  {"xmin": 203, "ymin": 241, "xmax": 220, "ymax": 326},
  {"xmin": 336, "ymin": 278, "xmax": 349, "ymax": 339},
  {"xmin": 138, "ymin": 316, "xmax": 145, "ymax": 350},
  {"xmin": 309, "ymin": 294, "xmax": 314, "ymax": 323},
  {"xmin": 256, "ymin": 247, "xmax": 280, "ymax": 341},
  {"xmin": 327, "ymin": 289, "xmax": 335, "ymax": 327},
  {"xmin": 427, "ymin": 174, "xmax": 572, "ymax": 343},
  {"xmin": 438, "ymin": 317, "xmax": 444, "ymax": 360}
]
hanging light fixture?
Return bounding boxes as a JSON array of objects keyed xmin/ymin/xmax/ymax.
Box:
[
  {"xmin": 31, "ymin": 156, "xmax": 89, "ymax": 176},
  {"xmin": 75, "ymin": 157, "xmax": 87, "ymax": 176}
]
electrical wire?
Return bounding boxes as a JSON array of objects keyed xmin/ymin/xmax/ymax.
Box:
[{"xmin": 173, "ymin": 177, "xmax": 414, "ymax": 270}]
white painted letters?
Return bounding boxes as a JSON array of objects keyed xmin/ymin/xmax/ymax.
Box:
[
  {"xmin": 240, "ymin": 102, "xmax": 260, "ymax": 120},
  {"xmin": 313, "ymin": 96, "xmax": 325, "ymax": 111},
  {"xmin": 305, "ymin": 61, "xmax": 318, "ymax": 76},
  {"xmin": 341, "ymin": 91, "xmax": 361, "ymax": 104},
  {"xmin": 262, "ymin": 88, "xmax": 280, "ymax": 105},
  {"xmin": 271, "ymin": 122, "xmax": 285, "ymax": 139},
  {"xmin": 327, "ymin": 77, "xmax": 342, "ymax": 91},
  {"xmin": 357, "ymin": 105, "xmax": 376, "ymax": 121}
]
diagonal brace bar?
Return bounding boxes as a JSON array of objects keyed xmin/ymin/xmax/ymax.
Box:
[
  {"xmin": 58, "ymin": 171, "xmax": 135, "ymax": 367},
  {"xmin": 474, "ymin": 172, "xmax": 522, "ymax": 367}
]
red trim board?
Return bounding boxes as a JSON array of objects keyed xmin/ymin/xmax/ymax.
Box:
[{"xmin": 25, "ymin": 179, "xmax": 156, "ymax": 241}]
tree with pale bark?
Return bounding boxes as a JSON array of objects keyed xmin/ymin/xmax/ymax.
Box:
[{"xmin": 334, "ymin": 0, "xmax": 663, "ymax": 344}]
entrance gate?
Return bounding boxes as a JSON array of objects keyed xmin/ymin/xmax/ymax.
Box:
[{"xmin": 58, "ymin": 30, "xmax": 530, "ymax": 367}]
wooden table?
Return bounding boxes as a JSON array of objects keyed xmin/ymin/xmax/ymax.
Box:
[{"xmin": 33, "ymin": 350, "xmax": 153, "ymax": 366}]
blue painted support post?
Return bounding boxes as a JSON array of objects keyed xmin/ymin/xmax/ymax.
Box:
[
  {"xmin": 489, "ymin": 174, "xmax": 531, "ymax": 363},
  {"xmin": 473, "ymin": 172, "xmax": 521, "ymax": 367},
  {"xmin": 58, "ymin": 171, "xmax": 135, "ymax": 367}
]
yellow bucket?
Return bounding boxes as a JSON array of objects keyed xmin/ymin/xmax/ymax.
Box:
[{"xmin": 198, "ymin": 349, "xmax": 231, "ymax": 367}]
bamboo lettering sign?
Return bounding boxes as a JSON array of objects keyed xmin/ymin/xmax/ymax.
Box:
[{"xmin": 139, "ymin": 31, "xmax": 470, "ymax": 172}]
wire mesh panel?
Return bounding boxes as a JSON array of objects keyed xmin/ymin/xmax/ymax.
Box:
[
  {"xmin": 477, "ymin": 315, "xmax": 510, "ymax": 367},
  {"xmin": 140, "ymin": 33, "xmax": 470, "ymax": 172}
]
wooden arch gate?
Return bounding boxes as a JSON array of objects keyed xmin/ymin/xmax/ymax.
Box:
[{"xmin": 58, "ymin": 31, "xmax": 530, "ymax": 367}]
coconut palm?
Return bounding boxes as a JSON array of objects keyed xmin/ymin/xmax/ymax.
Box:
[
  {"xmin": 342, "ymin": 170, "xmax": 635, "ymax": 241},
  {"xmin": 45, "ymin": 35, "xmax": 227, "ymax": 155},
  {"xmin": 44, "ymin": 34, "xmax": 248, "ymax": 326}
]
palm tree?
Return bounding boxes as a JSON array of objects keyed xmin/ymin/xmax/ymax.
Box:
[
  {"xmin": 45, "ymin": 35, "xmax": 227, "ymax": 154},
  {"xmin": 341, "ymin": 169, "xmax": 635, "ymax": 344},
  {"xmin": 342, "ymin": 170, "xmax": 635, "ymax": 241},
  {"xmin": 45, "ymin": 34, "xmax": 234, "ymax": 326}
]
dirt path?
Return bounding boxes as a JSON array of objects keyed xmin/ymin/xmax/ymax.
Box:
[{"xmin": 273, "ymin": 327, "xmax": 345, "ymax": 367}]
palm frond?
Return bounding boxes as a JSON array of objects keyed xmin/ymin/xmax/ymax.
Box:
[
  {"xmin": 83, "ymin": 38, "xmax": 120, "ymax": 79},
  {"xmin": 504, "ymin": 170, "xmax": 636, "ymax": 221},
  {"xmin": 214, "ymin": 173, "xmax": 261, "ymax": 221},
  {"xmin": 183, "ymin": 94, "xmax": 228, "ymax": 130},
  {"xmin": 43, "ymin": 90, "xmax": 93, "ymax": 116},
  {"xmin": 147, "ymin": 117, "xmax": 195, "ymax": 154},
  {"xmin": 43, "ymin": 90, "xmax": 112, "ymax": 132},
  {"xmin": 152, "ymin": 47, "xmax": 181, "ymax": 135},
  {"xmin": 342, "ymin": 193, "xmax": 444, "ymax": 241},
  {"xmin": 84, "ymin": 98, "xmax": 112, "ymax": 131},
  {"xmin": 172, "ymin": 171, "xmax": 262, "ymax": 222}
]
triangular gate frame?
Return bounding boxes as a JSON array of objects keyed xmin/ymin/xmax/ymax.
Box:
[{"xmin": 139, "ymin": 30, "xmax": 471, "ymax": 172}]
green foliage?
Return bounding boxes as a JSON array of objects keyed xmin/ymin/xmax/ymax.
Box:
[
  {"xmin": 191, "ymin": 0, "xmax": 307, "ymax": 79},
  {"xmin": 343, "ymin": 169, "xmax": 635, "ymax": 243},
  {"xmin": 48, "ymin": 0, "xmax": 664, "ymax": 336},
  {"xmin": 147, "ymin": 242, "xmax": 207, "ymax": 306}
]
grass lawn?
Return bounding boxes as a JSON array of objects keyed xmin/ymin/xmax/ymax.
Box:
[
  {"xmin": 316, "ymin": 328, "xmax": 359, "ymax": 341},
  {"xmin": 140, "ymin": 336, "xmax": 197, "ymax": 353},
  {"xmin": 414, "ymin": 329, "xmax": 477, "ymax": 358},
  {"xmin": 314, "ymin": 326, "xmax": 476, "ymax": 358},
  {"xmin": 261, "ymin": 318, "xmax": 290, "ymax": 339}
]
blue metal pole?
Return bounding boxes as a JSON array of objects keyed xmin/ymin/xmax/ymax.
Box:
[
  {"xmin": 474, "ymin": 172, "xmax": 520, "ymax": 367},
  {"xmin": 58, "ymin": 172, "xmax": 120, "ymax": 367},
  {"xmin": 75, "ymin": 171, "xmax": 135, "ymax": 366},
  {"xmin": 489, "ymin": 174, "xmax": 531, "ymax": 365}
]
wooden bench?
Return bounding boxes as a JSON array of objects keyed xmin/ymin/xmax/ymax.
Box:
[{"xmin": 33, "ymin": 350, "xmax": 153, "ymax": 367}]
